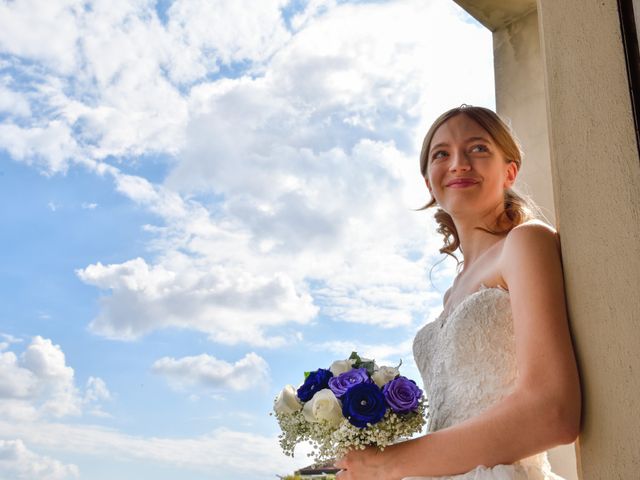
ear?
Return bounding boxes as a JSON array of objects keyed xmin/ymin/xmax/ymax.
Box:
[
  {"xmin": 504, "ymin": 162, "xmax": 518, "ymax": 189},
  {"xmin": 425, "ymin": 177, "xmax": 432, "ymax": 194}
]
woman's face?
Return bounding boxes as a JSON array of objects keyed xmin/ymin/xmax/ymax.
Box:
[{"xmin": 425, "ymin": 113, "xmax": 517, "ymax": 219}]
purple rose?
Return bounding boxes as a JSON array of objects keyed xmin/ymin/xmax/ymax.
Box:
[
  {"xmin": 382, "ymin": 376, "xmax": 422, "ymax": 414},
  {"xmin": 297, "ymin": 368, "xmax": 333, "ymax": 402},
  {"xmin": 341, "ymin": 382, "xmax": 387, "ymax": 428},
  {"xmin": 328, "ymin": 368, "xmax": 370, "ymax": 398}
]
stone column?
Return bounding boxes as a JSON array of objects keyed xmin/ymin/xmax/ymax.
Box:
[{"xmin": 537, "ymin": 0, "xmax": 640, "ymax": 478}]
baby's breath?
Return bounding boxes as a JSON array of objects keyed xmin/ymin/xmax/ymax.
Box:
[{"xmin": 274, "ymin": 396, "xmax": 428, "ymax": 461}]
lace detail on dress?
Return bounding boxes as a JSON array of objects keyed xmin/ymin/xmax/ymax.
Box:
[
  {"xmin": 414, "ymin": 285, "xmax": 515, "ymax": 432},
  {"xmin": 410, "ymin": 285, "xmax": 564, "ymax": 479}
]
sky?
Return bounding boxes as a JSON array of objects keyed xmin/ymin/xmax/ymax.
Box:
[{"xmin": 0, "ymin": 1, "xmax": 494, "ymax": 478}]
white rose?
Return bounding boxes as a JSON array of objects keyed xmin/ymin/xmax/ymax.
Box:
[
  {"xmin": 371, "ymin": 366, "xmax": 399, "ymax": 387},
  {"xmin": 301, "ymin": 389, "xmax": 343, "ymax": 426},
  {"xmin": 274, "ymin": 385, "xmax": 302, "ymax": 415},
  {"xmin": 329, "ymin": 359, "xmax": 354, "ymax": 376}
]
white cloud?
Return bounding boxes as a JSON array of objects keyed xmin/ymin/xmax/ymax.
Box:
[
  {"xmin": 0, "ymin": 0, "xmax": 187, "ymax": 169},
  {"xmin": 0, "ymin": 334, "xmax": 22, "ymax": 353},
  {"xmin": 76, "ymin": 255, "xmax": 317, "ymax": 345},
  {"xmin": 78, "ymin": 168, "xmax": 323, "ymax": 346},
  {"xmin": 153, "ymin": 0, "xmax": 490, "ymax": 333},
  {"xmin": 174, "ymin": 1, "xmax": 492, "ymax": 193},
  {"xmin": 84, "ymin": 377, "xmax": 111, "ymax": 404},
  {"xmin": 0, "ymin": 334, "xmax": 21, "ymax": 344},
  {"xmin": 72, "ymin": 0, "xmax": 491, "ymax": 342},
  {"xmin": 75, "ymin": 157, "xmax": 439, "ymax": 342},
  {"xmin": 0, "ymin": 122, "xmax": 79, "ymax": 175},
  {"xmin": 165, "ymin": 0, "xmax": 291, "ymax": 80},
  {"xmin": 81, "ymin": 202, "xmax": 98, "ymax": 210},
  {"xmin": 153, "ymin": 352, "xmax": 270, "ymax": 392},
  {"xmin": 0, "ymin": 85, "xmax": 31, "ymax": 117},
  {"xmin": 112, "ymin": 172, "xmax": 189, "ymax": 220},
  {"xmin": 0, "ymin": 337, "xmax": 110, "ymax": 420},
  {"xmin": 3, "ymin": 0, "xmax": 491, "ymax": 344},
  {"xmin": 83, "ymin": 377, "xmax": 112, "ymax": 418},
  {"xmin": 0, "ymin": 420, "xmax": 310, "ymax": 479},
  {"xmin": 0, "ymin": 0, "xmax": 294, "ymax": 172},
  {"xmin": 0, "ymin": 351, "xmax": 37, "ymax": 399},
  {"xmin": 289, "ymin": 0, "xmax": 337, "ymax": 31},
  {"xmin": 0, "ymin": 439, "xmax": 79, "ymax": 480},
  {"xmin": 19, "ymin": 336, "xmax": 81, "ymax": 418},
  {"xmin": 0, "ymin": 0, "xmax": 81, "ymax": 75},
  {"xmin": 0, "ymin": 338, "xmax": 289, "ymax": 478}
]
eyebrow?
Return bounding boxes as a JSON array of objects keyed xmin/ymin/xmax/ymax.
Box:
[{"xmin": 429, "ymin": 136, "xmax": 492, "ymax": 154}]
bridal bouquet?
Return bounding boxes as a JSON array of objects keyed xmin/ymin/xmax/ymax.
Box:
[{"xmin": 272, "ymin": 352, "xmax": 428, "ymax": 461}]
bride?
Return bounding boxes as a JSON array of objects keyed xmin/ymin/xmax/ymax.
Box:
[{"xmin": 335, "ymin": 105, "xmax": 581, "ymax": 479}]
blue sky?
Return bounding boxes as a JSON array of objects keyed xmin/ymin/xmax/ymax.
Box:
[{"xmin": 0, "ymin": 1, "xmax": 494, "ymax": 478}]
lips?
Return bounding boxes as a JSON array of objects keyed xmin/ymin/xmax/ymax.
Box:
[{"xmin": 446, "ymin": 178, "xmax": 479, "ymax": 187}]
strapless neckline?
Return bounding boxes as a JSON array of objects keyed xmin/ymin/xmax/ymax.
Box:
[
  {"xmin": 438, "ymin": 283, "xmax": 509, "ymax": 328},
  {"xmin": 411, "ymin": 282, "xmax": 561, "ymax": 478}
]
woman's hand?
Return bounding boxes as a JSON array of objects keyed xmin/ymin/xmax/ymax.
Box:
[{"xmin": 334, "ymin": 446, "xmax": 393, "ymax": 480}]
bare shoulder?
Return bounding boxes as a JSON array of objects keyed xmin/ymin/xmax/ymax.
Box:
[
  {"xmin": 509, "ymin": 218, "xmax": 557, "ymax": 238},
  {"xmin": 498, "ymin": 219, "xmax": 563, "ymax": 289},
  {"xmin": 503, "ymin": 219, "xmax": 560, "ymax": 257}
]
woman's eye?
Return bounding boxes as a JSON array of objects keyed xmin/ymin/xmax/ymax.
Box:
[
  {"xmin": 432, "ymin": 150, "xmax": 448, "ymax": 161},
  {"xmin": 470, "ymin": 144, "xmax": 489, "ymax": 153}
]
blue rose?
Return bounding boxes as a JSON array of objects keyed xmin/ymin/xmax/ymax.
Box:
[
  {"xmin": 328, "ymin": 368, "xmax": 370, "ymax": 398},
  {"xmin": 341, "ymin": 382, "xmax": 387, "ymax": 428},
  {"xmin": 382, "ymin": 376, "xmax": 422, "ymax": 414},
  {"xmin": 297, "ymin": 368, "xmax": 333, "ymax": 402}
]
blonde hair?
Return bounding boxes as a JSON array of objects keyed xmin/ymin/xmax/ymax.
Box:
[{"xmin": 419, "ymin": 105, "xmax": 540, "ymax": 261}]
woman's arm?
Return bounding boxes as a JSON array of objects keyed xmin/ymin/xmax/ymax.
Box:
[{"xmin": 336, "ymin": 222, "xmax": 581, "ymax": 480}]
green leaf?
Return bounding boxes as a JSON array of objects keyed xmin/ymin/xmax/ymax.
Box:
[
  {"xmin": 360, "ymin": 360, "xmax": 376, "ymax": 376},
  {"xmin": 304, "ymin": 371, "xmax": 311, "ymax": 379}
]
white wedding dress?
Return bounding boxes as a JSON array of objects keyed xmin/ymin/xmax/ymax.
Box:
[{"xmin": 407, "ymin": 284, "xmax": 566, "ymax": 480}]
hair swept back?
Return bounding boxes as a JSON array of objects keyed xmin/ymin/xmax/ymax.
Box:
[{"xmin": 419, "ymin": 105, "xmax": 541, "ymax": 263}]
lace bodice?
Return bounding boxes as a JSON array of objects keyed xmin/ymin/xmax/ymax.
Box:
[
  {"xmin": 413, "ymin": 284, "xmax": 516, "ymax": 433},
  {"xmin": 411, "ymin": 284, "xmax": 554, "ymax": 474}
]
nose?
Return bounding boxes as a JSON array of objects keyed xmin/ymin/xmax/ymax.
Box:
[{"xmin": 449, "ymin": 149, "xmax": 471, "ymax": 172}]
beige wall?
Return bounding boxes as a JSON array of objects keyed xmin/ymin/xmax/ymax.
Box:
[
  {"xmin": 492, "ymin": 8, "xmax": 576, "ymax": 479},
  {"xmin": 454, "ymin": 0, "xmax": 640, "ymax": 479},
  {"xmin": 493, "ymin": 9, "xmax": 555, "ymax": 225},
  {"xmin": 538, "ymin": 0, "xmax": 640, "ymax": 478}
]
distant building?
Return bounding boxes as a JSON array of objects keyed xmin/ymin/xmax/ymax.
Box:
[{"xmin": 295, "ymin": 459, "xmax": 340, "ymax": 478}]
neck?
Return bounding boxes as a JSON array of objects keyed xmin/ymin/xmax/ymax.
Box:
[{"xmin": 453, "ymin": 204, "xmax": 507, "ymax": 272}]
